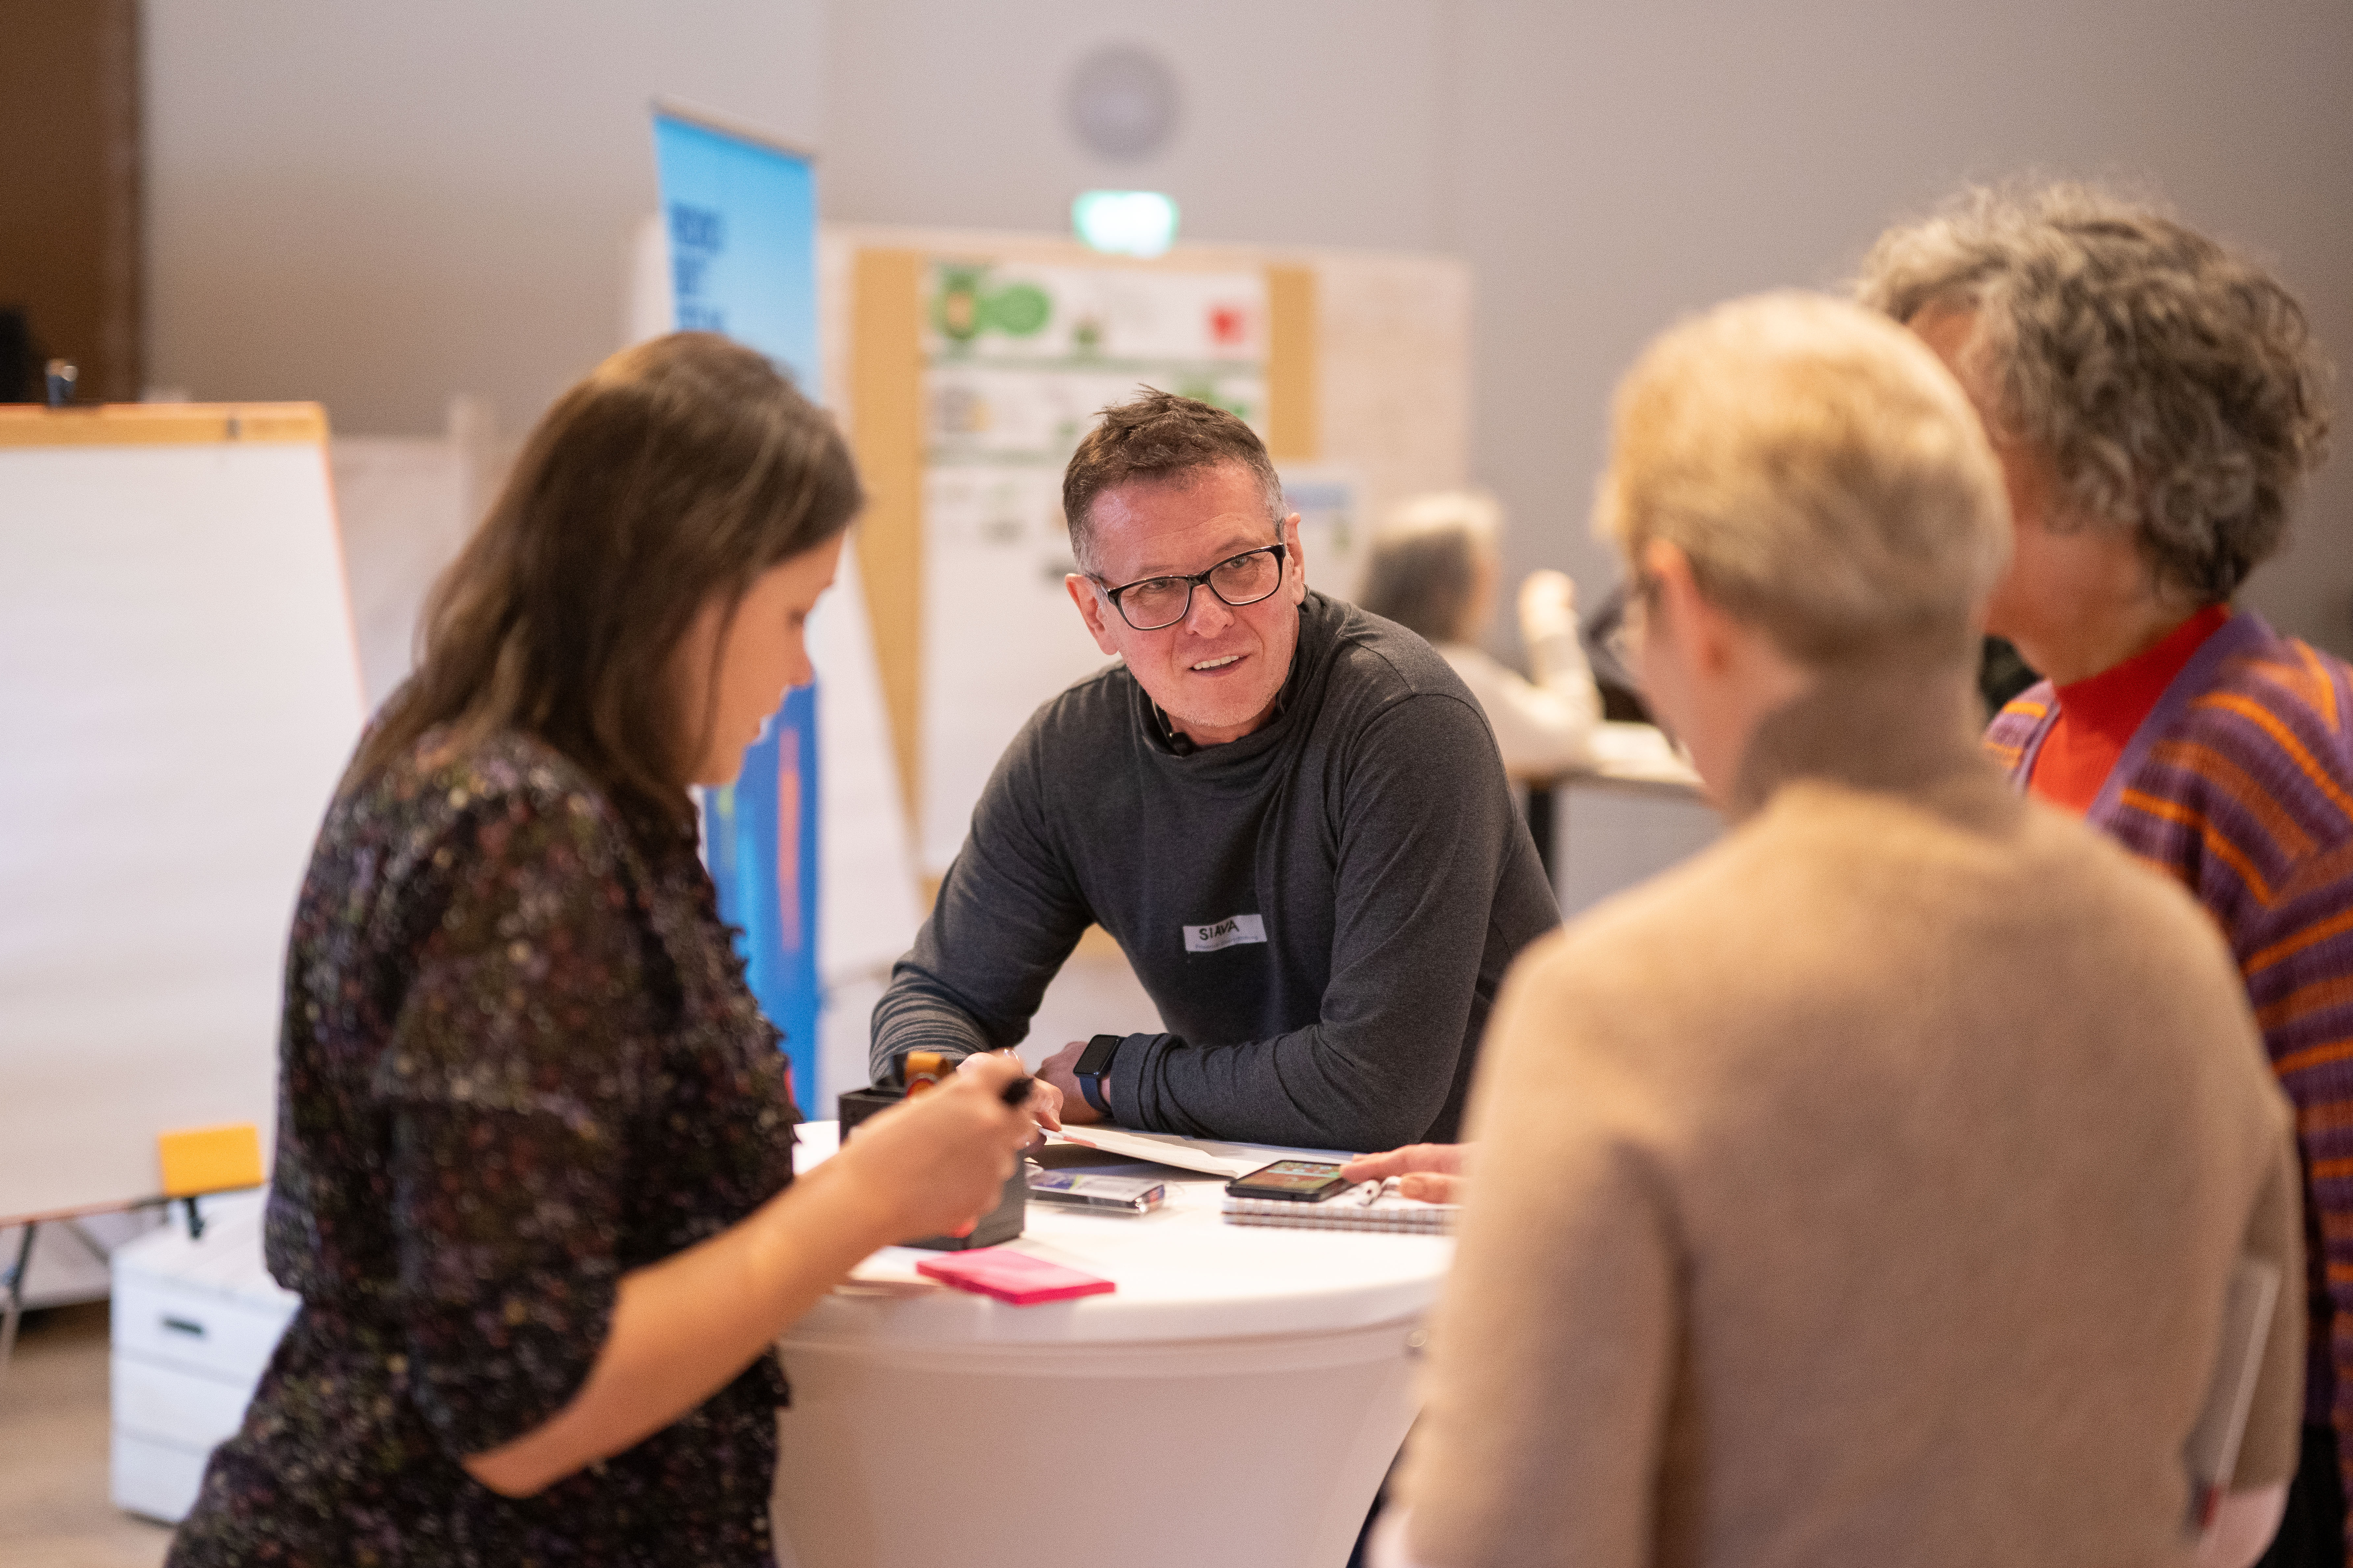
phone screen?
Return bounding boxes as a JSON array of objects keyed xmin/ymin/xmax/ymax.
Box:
[{"xmin": 1226, "ymin": 1159, "xmax": 1350, "ymax": 1202}]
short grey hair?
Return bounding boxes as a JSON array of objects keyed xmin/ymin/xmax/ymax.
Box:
[
  {"xmin": 1854, "ymin": 182, "xmax": 2333, "ymax": 601},
  {"xmin": 1356, "ymin": 491, "xmax": 1501, "ymax": 644},
  {"xmin": 1596, "ymin": 291, "xmax": 2010, "ymax": 668}
]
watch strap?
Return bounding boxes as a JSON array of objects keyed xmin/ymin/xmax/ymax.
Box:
[{"xmin": 1076, "ymin": 1033, "xmax": 1121, "ymax": 1116}]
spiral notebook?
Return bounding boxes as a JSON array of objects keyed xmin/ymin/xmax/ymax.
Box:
[{"xmin": 1221, "ymin": 1177, "xmax": 1456, "ymax": 1235}]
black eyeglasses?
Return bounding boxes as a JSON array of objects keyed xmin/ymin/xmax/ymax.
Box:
[
  {"xmin": 1588, "ymin": 571, "xmax": 1658, "ymax": 679},
  {"xmin": 1094, "ymin": 543, "xmax": 1288, "ymax": 631}
]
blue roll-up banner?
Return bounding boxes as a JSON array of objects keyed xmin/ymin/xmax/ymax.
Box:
[{"xmin": 653, "ymin": 107, "xmax": 822, "ymax": 1112}]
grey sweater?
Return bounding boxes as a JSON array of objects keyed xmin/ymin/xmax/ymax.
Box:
[{"xmin": 869, "ymin": 591, "xmax": 1559, "ymax": 1150}]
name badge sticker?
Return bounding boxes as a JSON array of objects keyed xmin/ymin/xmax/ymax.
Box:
[{"xmin": 1184, "ymin": 913, "xmax": 1268, "ymax": 954}]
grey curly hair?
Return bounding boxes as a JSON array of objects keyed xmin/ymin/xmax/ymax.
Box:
[{"xmin": 1853, "ymin": 183, "xmax": 2332, "ymax": 602}]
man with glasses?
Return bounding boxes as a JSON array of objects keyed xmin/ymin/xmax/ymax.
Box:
[{"xmin": 869, "ymin": 389, "xmax": 1559, "ymax": 1150}]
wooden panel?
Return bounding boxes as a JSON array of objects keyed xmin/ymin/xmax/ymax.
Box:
[
  {"xmin": 0, "ymin": 403, "xmax": 328, "ymax": 448},
  {"xmin": 0, "ymin": 0, "xmax": 141, "ymax": 401},
  {"xmin": 1264, "ymin": 265, "xmax": 1320, "ymax": 462},
  {"xmin": 849, "ymin": 250, "xmax": 926, "ymax": 826}
]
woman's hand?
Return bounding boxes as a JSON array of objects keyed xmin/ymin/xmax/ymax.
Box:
[
  {"xmin": 461, "ymin": 1058, "xmax": 1036, "ymax": 1499},
  {"xmin": 833, "ymin": 1052, "xmax": 1038, "ymax": 1242},
  {"xmin": 960, "ymin": 1047, "xmax": 1064, "ymax": 1132},
  {"xmin": 1339, "ymin": 1142, "xmax": 1472, "ymax": 1204}
]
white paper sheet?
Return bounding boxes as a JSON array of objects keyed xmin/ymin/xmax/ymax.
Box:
[
  {"xmin": 1, "ymin": 439, "xmax": 365, "ymax": 1219},
  {"xmin": 1047, "ymin": 1125, "xmax": 1358, "ymax": 1179}
]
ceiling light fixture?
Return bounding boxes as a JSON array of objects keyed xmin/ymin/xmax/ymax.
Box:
[{"xmin": 1072, "ymin": 190, "xmax": 1179, "ymax": 259}]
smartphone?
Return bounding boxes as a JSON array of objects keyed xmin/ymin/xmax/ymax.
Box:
[
  {"xmin": 1027, "ymin": 1168, "xmax": 1166, "ymax": 1214},
  {"xmin": 1224, "ymin": 1158, "xmax": 1352, "ymax": 1203}
]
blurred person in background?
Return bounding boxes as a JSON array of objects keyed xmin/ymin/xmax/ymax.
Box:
[
  {"xmin": 168, "ymin": 334, "xmax": 1035, "ymax": 1568},
  {"xmin": 1861, "ymin": 182, "xmax": 2343, "ymax": 1568},
  {"xmin": 1356, "ymin": 490, "xmax": 1603, "ymax": 778},
  {"xmin": 1376, "ymin": 292, "xmax": 2303, "ymax": 1568}
]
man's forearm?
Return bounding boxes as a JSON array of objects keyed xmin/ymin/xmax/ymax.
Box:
[
  {"xmin": 867, "ymin": 759, "xmax": 1091, "ymax": 1086},
  {"xmin": 866, "ymin": 956, "xmax": 997, "ymax": 1083},
  {"xmin": 1110, "ymin": 1027, "xmax": 1460, "ymax": 1151}
]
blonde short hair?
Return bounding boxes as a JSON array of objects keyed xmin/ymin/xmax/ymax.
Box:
[
  {"xmin": 1596, "ymin": 291, "xmax": 2010, "ymax": 666},
  {"xmin": 1357, "ymin": 491, "xmax": 1502, "ymax": 644}
]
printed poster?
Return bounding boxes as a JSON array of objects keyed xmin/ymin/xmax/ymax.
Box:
[
  {"xmin": 918, "ymin": 261, "xmax": 1270, "ymax": 872},
  {"xmin": 653, "ymin": 109, "xmax": 823, "ymax": 1111}
]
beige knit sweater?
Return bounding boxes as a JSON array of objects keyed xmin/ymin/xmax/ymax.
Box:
[{"xmin": 1399, "ymin": 674, "xmax": 2303, "ymax": 1568}]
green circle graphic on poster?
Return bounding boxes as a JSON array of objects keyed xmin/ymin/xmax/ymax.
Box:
[{"xmin": 985, "ymin": 282, "xmax": 1051, "ymax": 336}]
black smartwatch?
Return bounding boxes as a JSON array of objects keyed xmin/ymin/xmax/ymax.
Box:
[{"xmin": 1074, "ymin": 1033, "xmax": 1122, "ymax": 1118}]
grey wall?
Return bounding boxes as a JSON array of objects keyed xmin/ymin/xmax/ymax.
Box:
[
  {"xmin": 145, "ymin": 0, "xmax": 825, "ymax": 435},
  {"xmin": 822, "ymin": 0, "xmax": 1449, "ymax": 252},
  {"xmin": 145, "ymin": 0, "xmax": 2353, "ymax": 649},
  {"xmin": 1437, "ymin": 0, "xmax": 2353, "ymax": 653}
]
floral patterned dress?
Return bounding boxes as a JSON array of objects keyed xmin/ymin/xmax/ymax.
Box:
[{"xmin": 168, "ymin": 728, "xmax": 799, "ymax": 1567}]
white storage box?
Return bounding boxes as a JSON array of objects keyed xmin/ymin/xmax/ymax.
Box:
[{"xmin": 109, "ymin": 1192, "xmax": 296, "ymax": 1523}]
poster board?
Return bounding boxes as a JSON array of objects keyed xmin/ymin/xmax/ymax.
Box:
[
  {"xmin": 820, "ymin": 225, "xmax": 1471, "ymax": 881},
  {"xmin": 627, "ymin": 170, "xmax": 927, "ymax": 1105},
  {"xmin": 912, "ymin": 258, "xmax": 1272, "ymax": 868},
  {"xmin": 653, "ymin": 103, "xmax": 830, "ymax": 1110},
  {"xmin": 0, "ymin": 405, "xmax": 364, "ymax": 1223}
]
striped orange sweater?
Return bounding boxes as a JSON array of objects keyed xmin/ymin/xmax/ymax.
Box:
[{"xmin": 1988, "ymin": 610, "xmax": 2353, "ymax": 1483}]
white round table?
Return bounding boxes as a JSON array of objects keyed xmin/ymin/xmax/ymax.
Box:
[{"xmin": 771, "ymin": 1123, "xmax": 1452, "ymax": 1568}]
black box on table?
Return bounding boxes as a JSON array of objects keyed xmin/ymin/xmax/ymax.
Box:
[{"xmin": 836, "ymin": 1083, "xmax": 1025, "ymax": 1252}]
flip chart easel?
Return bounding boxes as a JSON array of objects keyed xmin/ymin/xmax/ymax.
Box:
[{"xmin": 0, "ymin": 404, "xmax": 365, "ymax": 1355}]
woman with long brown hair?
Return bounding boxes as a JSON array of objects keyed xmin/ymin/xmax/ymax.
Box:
[{"xmin": 168, "ymin": 333, "xmax": 1033, "ymax": 1566}]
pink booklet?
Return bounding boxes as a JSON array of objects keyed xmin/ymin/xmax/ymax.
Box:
[{"xmin": 915, "ymin": 1247, "xmax": 1116, "ymax": 1305}]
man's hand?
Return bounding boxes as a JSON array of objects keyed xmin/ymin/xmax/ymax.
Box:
[
  {"xmin": 1037, "ymin": 1039, "xmax": 1104, "ymax": 1124},
  {"xmin": 1339, "ymin": 1142, "xmax": 1471, "ymax": 1203}
]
